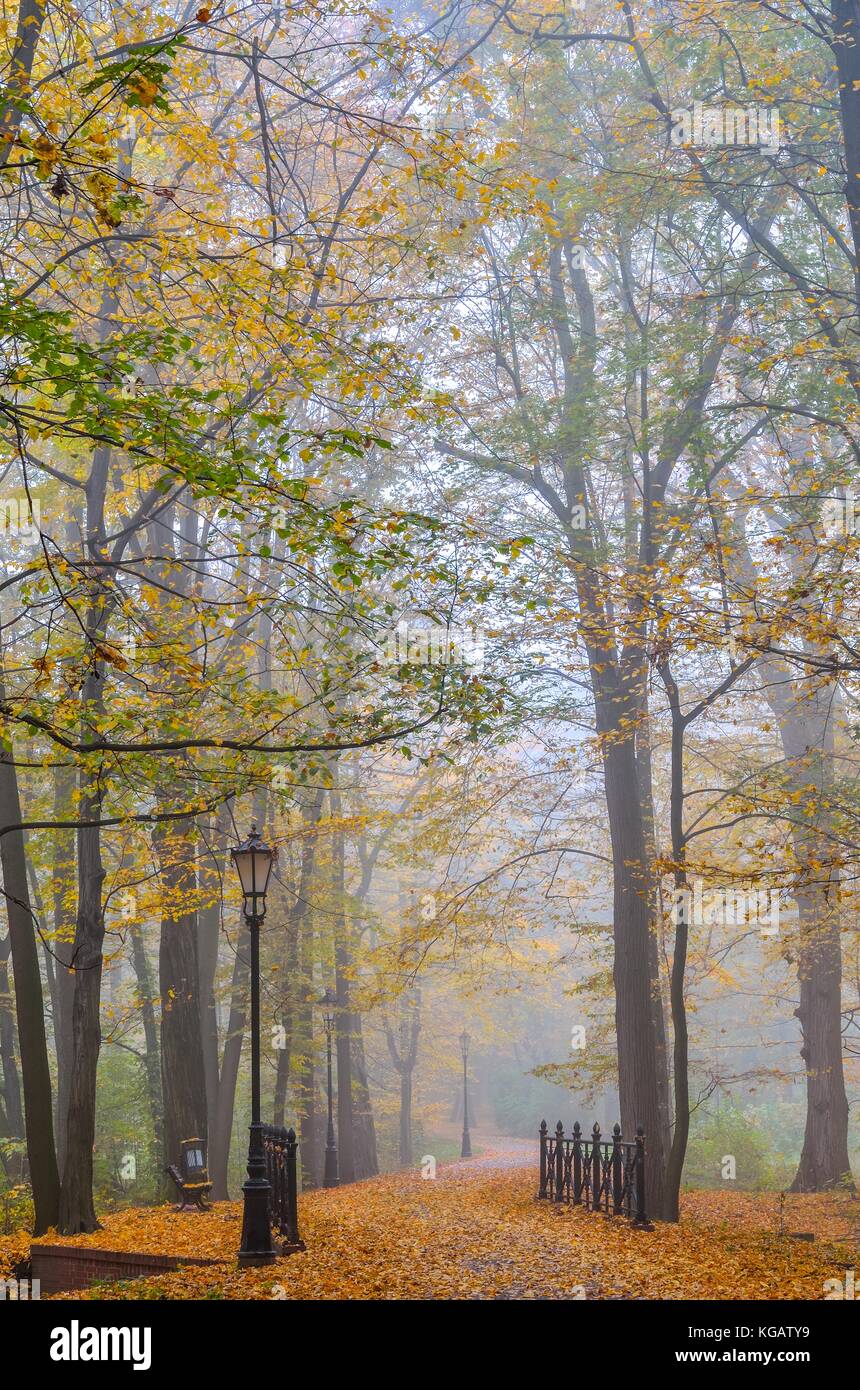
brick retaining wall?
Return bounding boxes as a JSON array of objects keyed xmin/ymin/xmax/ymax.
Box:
[{"xmin": 30, "ymin": 1243, "xmax": 224, "ymax": 1295}]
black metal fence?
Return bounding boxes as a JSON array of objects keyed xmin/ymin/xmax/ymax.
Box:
[
  {"xmin": 538, "ymin": 1120, "xmax": 649, "ymax": 1226},
  {"xmin": 261, "ymin": 1125, "xmax": 305, "ymax": 1252}
]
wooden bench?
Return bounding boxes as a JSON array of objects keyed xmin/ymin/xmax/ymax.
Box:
[{"xmin": 165, "ymin": 1138, "xmax": 213, "ymax": 1211}]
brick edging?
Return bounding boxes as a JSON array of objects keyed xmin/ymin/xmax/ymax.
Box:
[{"xmin": 30, "ymin": 1243, "xmax": 225, "ymax": 1294}]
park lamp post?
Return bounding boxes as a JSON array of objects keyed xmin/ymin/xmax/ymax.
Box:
[
  {"xmin": 321, "ymin": 988, "xmax": 339, "ymax": 1189},
  {"xmin": 231, "ymin": 825, "xmax": 278, "ymax": 1265},
  {"xmin": 459, "ymin": 1029, "xmax": 472, "ymax": 1158}
]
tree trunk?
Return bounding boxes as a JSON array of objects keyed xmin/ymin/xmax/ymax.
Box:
[
  {"xmin": 636, "ymin": 709, "xmax": 673, "ymax": 1154},
  {"xmin": 601, "ymin": 729, "xmax": 668, "ymax": 1217},
  {"xmin": 0, "ymin": 935, "xmax": 23, "ymax": 1137},
  {"xmin": 784, "ymin": 709, "xmax": 852, "ymax": 1191},
  {"xmin": 129, "ymin": 923, "xmax": 164, "ymax": 1183},
  {"xmin": 330, "ymin": 801, "xmax": 356, "ymax": 1183},
  {"xmin": 386, "ymin": 993, "xmax": 420, "ymax": 1173},
  {"xmin": 58, "ymin": 751, "xmax": 105, "ymax": 1234},
  {"xmin": 399, "ymin": 1067, "xmax": 413, "ymax": 1168},
  {"xmin": 351, "ymin": 1016, "xmax": 378, "ymax": 1179},
  {"xmin": 790, "ymin": 885, "xmax": 851, "ymax": 1190},
  {"xmin": 832, "ymin": 1, "xmax": 860, "ymax": 317},
  {"xmin": 197, "ymin": 814, "xmax": 225, "ymax": 1148},
  {"xmin": 659, "ymin": 662, "xmax": 690, "ymax": 1222},
  {"xmin": 209, "ymin": 923, "xmax": 249, "ymax": 1201},
  {"xmin": 0, "ymin": 932, "xmax": 24, "ymax": 1182},
  {"xmin": 50, "ymin": 764, "xmax": 76, "ymax": 1179},
  {"xmin": 0, "ymin": 657, "xmax": 60, "ymax": 1233},
  {"xmin": 297, "ymin": 1051, "xmax": 319, "ymax": 1190},
  {"xmin": 155, "ymin": 823, "xmax": 207, "ymax": 1166}
]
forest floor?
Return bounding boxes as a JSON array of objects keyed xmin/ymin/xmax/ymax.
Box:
[{"xmin": 3, "ymin": 1137, "xmax": 858, "ymax": 1300}]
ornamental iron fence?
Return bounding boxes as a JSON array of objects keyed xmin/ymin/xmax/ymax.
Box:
[
  {"xmin": 261, "ymin": 1125, "xmax": 305, "ymax": 1252},
  {"xmin": 538, "ymin": 1120, "xmax": 649, "ymax": 1226}
]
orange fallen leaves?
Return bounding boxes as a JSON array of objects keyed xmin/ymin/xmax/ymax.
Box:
[{"xmin": 4, "ymin": 1166, "xmax": 856, "ymax": 1300}]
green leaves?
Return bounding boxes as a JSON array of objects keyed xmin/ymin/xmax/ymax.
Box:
[{"xmin": 81, "ymin": 37, "xmax": 188, "ymax": 115}]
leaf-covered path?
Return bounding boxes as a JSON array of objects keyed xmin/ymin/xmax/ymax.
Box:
[{"xmin": 7, "ymin": 1137, "xmax": 856, "ymax": 1301}]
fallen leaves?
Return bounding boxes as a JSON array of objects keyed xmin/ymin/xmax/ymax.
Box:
[{"xmin": 8, "ymin": 1160, "xmax": 857, "ymax": 1301}]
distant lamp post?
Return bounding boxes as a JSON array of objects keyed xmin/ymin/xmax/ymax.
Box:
[
  {"xmin": 459, "ymin": 1030, "xmax": 472, "ymax": 1158},
  {"xmin": 231, "ymin": 824, "xmax": 277, "ymax": 1264},
  {"xmin": 321, "ymin": 987, "xmax": 339, "ymax": 1188}
]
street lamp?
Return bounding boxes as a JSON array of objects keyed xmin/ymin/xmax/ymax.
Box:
[
  {"xmin": 459, "ymin": 1029, "xmax": 472, "ymax": 1158},
  {"xmin": 321, "ymin": 987, "xmax": 339, "ymax": 1189},
  {"xmin": 231, "ymin": 824, "xmax": 277, "ymax": 1265}
]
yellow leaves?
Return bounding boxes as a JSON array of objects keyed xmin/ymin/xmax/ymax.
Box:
[
  {"xmin": 31, "ymin": 655, "xmax": 54, "ymax": 685},
  {"xmin": 15, "ymin": 1160, "xmax": 855, "ymax": 1302},
  {"xmin": 30, "ymin": 134, "xmax": 60, "ymax": 179},
  {"xmin": 126, "ymin": 75, "xmax": 159, "ymax": 108},
  {"xmin": 84, "ymin": 170, "xmax": 123, "ymax": 227}
]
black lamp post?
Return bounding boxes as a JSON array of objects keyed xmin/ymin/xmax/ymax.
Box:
[
  {"xmin": 459, "ymin": 1029, "xmax": 472, "ymax": 1158},
  {"xmin": 231, "ymin": 825, "xmax": 277, "ymax": 1265},
  {"xmin": 321, "ymin": 988, "xmax": 339, "ymax": 1188}
]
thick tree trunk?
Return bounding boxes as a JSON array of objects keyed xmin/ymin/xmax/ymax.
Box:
[
  {"xmin": 728, "ymin": 517, "xmax": 853, "ymax": 1192},
  {"xmin": 601, "ymin": 730, "xmax": 668, "ymax": 1218},
  {"xmin": 785, "ymin": 715, "xmax": 852, "ymax": 1191},
  {"xmin": 58, "ymin": 757, "xmax": 105, "ymax": 1234},
  {"xmin": 50, "ymin": 765, "xmax": 76, "ymax": 1179},
  {"xmin": 757, "ymin": 662, "xmax": 853, "ymax": 1192},
  {"xmin": 154, "ymin": 824, "xmax": 207, "ymax": 1167},
  {"xmin": 0, "ymin": 661, "xmax": 61, "ymax": 1233},
  {"xmin": 790, "ymin": 886, "xmax": 852, "ymax": 1190},
  {"xmin": 0, "ymin": 0, "xmax": 48, "ymax": 169}
]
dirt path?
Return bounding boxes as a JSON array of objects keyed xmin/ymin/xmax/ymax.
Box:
[{"xmin": 439, "ymin": 1134, "xmax": 534, "ymax": 1176}]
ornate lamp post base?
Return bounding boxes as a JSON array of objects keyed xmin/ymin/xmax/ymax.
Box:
[
  {"xmin": 323, "ymin": 1139, "xmax": 339, "ymax": 1189},
  {"xmin": 238, "ymin": 1122, "xmax": 277, "ymax": 1265},
  {"xmin": 238, "ymin": 1178, "xmax": 278, "ymax": 1265}
]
